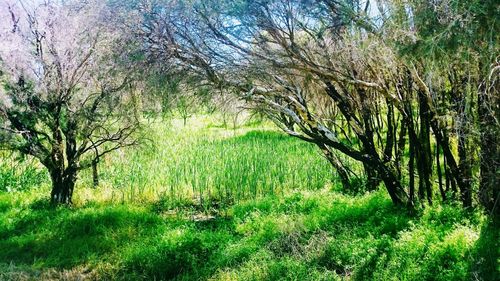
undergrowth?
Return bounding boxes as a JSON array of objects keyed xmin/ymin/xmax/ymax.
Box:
[
  {"xmin": 0, "ymin": 116, "xmax": 497, "ymax": 280},
  {"xmin": 0, "ymin": 189, "xmax": 496, "ymax": 280}
]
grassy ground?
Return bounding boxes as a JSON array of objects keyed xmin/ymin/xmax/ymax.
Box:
[
  {"xmin": 0, "ymin": 116, "xmax": 498, "ymax": 280},
  {"xmin": 1, "ymin": 116, "xmax": 334, "ymax": 205}
]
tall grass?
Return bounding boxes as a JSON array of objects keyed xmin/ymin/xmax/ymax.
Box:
[
  {"xmin": 0, "ymin": 116, "xmax": 333, "ymax": 206},
  {"xmin": 83, "ymin": 116, "xmax": 333, "ymax": 207},
  {"xmin": 0, "ymin": 153, "xmax": 48, "ymax": 193}
]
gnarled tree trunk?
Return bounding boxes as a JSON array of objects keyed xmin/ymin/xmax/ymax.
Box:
[{"xmin": 50, "ymin": 168, "xmax": 77, "ymax": 204}]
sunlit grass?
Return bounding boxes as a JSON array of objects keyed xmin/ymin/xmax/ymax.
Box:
[
  {"xmin": 75, "ymin": 115, "xmax": 334, "ymax": 207},
  {"xmin": 1, "ymin": 115, "xmax": 334, "ymax": 207},
  {"xmin": 0, "ymin": 187, "xmax": 492, "ymax": 280},
  {"xmin": 0, "ymin": 115, "xmax": 495, "ymax": 281}
]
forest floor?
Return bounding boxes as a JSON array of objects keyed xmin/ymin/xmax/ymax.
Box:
[{"xmin": 0, "ymin": 116, "xmax": 498, "ymax": 280}]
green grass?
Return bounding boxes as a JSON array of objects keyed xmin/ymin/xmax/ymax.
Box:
[
  {"xmin": 0, "ymin": 155, "xmax": 48, "ymax": 193},
  {"xmin": 0, "ymin": 116, "xmax": 497, "ymax": 280},
  {"xmin": 1, "ymin": 115, "xmax": 335, "ymax": 205},
  {"xmin": 75, "ymin": 115, "xmax": 334, "ymax": 207},
  {"xmin": 0, "ymin": 189, "xmax": 496, "ymax": 280}
]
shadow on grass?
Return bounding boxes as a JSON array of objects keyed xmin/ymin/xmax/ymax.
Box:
[
  {"xmin": 470, "ymin": 218, "xmax": 499, "ymax": 280},
  {"xmin": 1, "ymin": 190, "xmax": 488, "ymax": 281},
  {"xmin": 0, "ymin": 201, "xmax": 163, "ymax": 269}
]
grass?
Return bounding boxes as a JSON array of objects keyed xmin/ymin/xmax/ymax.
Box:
[
  {"xmin": 0, "ymin": 155, "xmax": 48, "ymax": 193},
  {"xmin": 0, "ymin": 189, "xmax": 496, "ymax": 280},
  {"xmin": 76, "ymin": 115, "xmax": 335, "ymax": 207},
  {"xmin": 0, "ymin": 115, "xmax": 497, "ymax": 280}
]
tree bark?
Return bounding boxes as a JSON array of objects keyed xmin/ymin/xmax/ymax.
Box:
[
  {"xmin": 50, "ymin": 169, "xmax": 77, "ymax": 204},
  {"xmin": 92, "ymin": 159, "xmax": 99, "ymax": 188},
  {"xmin": 408, "ymin": 129, "xmax": 416, "ymax": 204},
  {"xmin": 478, "ymin": 67, "xmax": 499, "ymax": 216},
  {"xmin": 361, "ymin": 101, "xmax": 381, "ymax": 191},
  {"xmin": 403, "ymin": 95, "xmax": 417, "ymax": 205},
  {"xmin": 319, "ymin": 144, "xmax": 351, "ymax": 190},
  {"xmin": 395, "ymin": 118, "xmax": 407, "ymax": 179},
  {"xmin": 417, "ymin": 90, "xmax": 433, "ymax": 205},
  {"xmin": 374, "ymin": 160, "xmax": 410, "ymax": 206},
  {"xmin": 452, "ymin": 80, "xmax": 473, "ymax": 209},
  {"xmin": 364, "ymin": 162, "xmax": 380, "ymax": 191},
  {"xmin": 436, "ymin": 141, "xmax": 446, "ymax": 201}
]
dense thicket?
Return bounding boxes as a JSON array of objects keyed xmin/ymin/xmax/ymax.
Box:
[
  {"xmin": 132, "ymin": 0, "xmax": 498, "ymax": 213},
  {"xmin": 0, "ymin": 0, "xmax": 498, "ymax": 216}
]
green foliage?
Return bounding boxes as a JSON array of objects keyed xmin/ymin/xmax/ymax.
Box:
[
  {"xmin": 0, "ymin": 117, "xmax": 495, "ymax": 280},
  {"xmin": 0, "ymin": 187, "xmax": 493, "ymax": 280},
  {"xmin": 76, "ymin": 116, "xmax": 334, "ymax": 206},
  {"xmin": 469, "ymin": 219, "xmax": 500, "ymax": 281},
  {"xmin": 398, "ymin": 0, "xmax": 499, "ymax": 65},
  {"xmin": 0, "ymin": 155, "xmax": 48, "ymax": 192}
]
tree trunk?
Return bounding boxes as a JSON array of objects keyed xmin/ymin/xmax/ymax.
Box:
[
  {"xmin": 478, "ymin": 67, "xmax": 499, "ymax": 216},
  {"xmin": 453, "ymin": 82, "xmax": 473, "ymax": 209},
  {"xmin": 457, "ymin": 132, "xmax": 473, "ymax": 206},
  {"xmin": 432, "ymin": 121, "xmax": 471, "ymax": 207},
  {"xmin": 92, "ymin": 159, "xmax": 99, "ymax": 188},
  {"xmin": 478, "ymin": 124, "xmax": 499, "ymax": 216},
  {"xmin": 364, "ymin": 163, "xmax": 380, "ymax": 191},
  {"xmin": 436, "ymin": 141, "xmax": 446, "ymax": 201},
  {"xmin": 417, "ymin": 90, "xmax": 433, "ymax": 205},
  {"xmin": 50, "ymin": 169, "xmax": 77, "ymax": 204},
  {"xmin": 408, "ymin": 129, "xmax": 416, "ymax": 204},
  {"xmin": 424, "ymin": 86, "xmax": 471, "ymax": 207},
  {"xmin": 362, "ymin": 108, "xmax": 381, "ymax": 191},
  {"xmin": 375, "ymin": 162, "xmax": 409, "ymax": 206},
  {"xmin": 319, "ymin": 144, "xmax": 351, "ymax": 190},
  {"xmin": 321, "ymin": 81, "xmax": 408, "ymax": 206},
  {"xmin": 395, "ymin": 118, "xmax": 407, "ymax": 179},
  {"xmin": 403, "ymin": 93, "xmax": 417, "ymax": 206}
]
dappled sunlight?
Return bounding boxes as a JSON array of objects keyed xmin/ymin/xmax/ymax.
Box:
[
  {"xmin": 0, "ymin": 0, "xmax": 497, "ymax": 280},
  {"xmin": 0, "ymin": 188, "xmax": 488, "ymax": 280}
]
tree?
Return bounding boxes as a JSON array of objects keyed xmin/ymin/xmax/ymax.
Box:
[
  {"xmin": 133, "ymin": 0, "xmax": 499, "ymax": 210},
  {"xmin": 478, "ymin": 62, "xmax": 499, "ymax": 217},
  {"xmin": 134, "ymin": 0, "xmax": 412, "ymax": 205},
  {"xmin": 0, "ymin": 0, "xmax": 141, "ymax": 204},
  {"xmin": 394, "ymin": 0, "xmax": 499, "ymax": 212}
]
